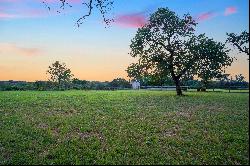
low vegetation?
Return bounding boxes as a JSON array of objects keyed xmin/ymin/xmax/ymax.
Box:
[{"xmin": 0, "ymin": 90, "xmax": 248, "ymax": 164}]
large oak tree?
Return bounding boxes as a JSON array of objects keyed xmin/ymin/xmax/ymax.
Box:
[{"xmin": 127, "ymin": 8, "xmax": 233, "ymax": 95}]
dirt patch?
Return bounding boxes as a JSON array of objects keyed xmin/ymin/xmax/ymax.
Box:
[
  {"xmin": 46, "ymin": 108, "xmax": 79, "ymax": 117},
  {"xmin": 77, "ymin": 131, "xmax": 93, "ymax": 139},
  {"xmin": 79, "ymin": 131, "xmax": 106, "ymax": 143},
  {"xmin": 0, "ymin": 146, "xmax": 11, "ymax": 162},
  {"xmin": 65, "ymin": 129, "xmax": 107, "ymax": 151},
  {"xmin": 39, "ymin": 149, "xmax": 49, "ymax": 158},
  {"xmin": 51, "ymin": 128, "xmax": 60, "ymax": 137},
  {"xmin": 166, "ymin": 103, "xmax": 225, "ymax": 119},
  {"xmin": 37, "ymin": 123, "xmax": 49, "ymax": 129},
  {"xmin": 162, "ymin": 125, "xmax": 179, "ymax": 137},
  {"xmin": 175, "ymin": 111, "xmax": 193, "ymax": 118}
]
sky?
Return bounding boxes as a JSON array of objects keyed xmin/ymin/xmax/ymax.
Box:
[{"xmin": 0, "ymin": 0, "xmax": 249, "ymax": 82}]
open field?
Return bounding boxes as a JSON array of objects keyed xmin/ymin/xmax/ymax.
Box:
[{"xmin": 0, "ymin": 90, "xmax": 249, "ymax": 165}]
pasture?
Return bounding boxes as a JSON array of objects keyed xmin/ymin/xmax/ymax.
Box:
[{"xmin": 0, "ymin": 90, "xmax": 249, "ymax": 165}]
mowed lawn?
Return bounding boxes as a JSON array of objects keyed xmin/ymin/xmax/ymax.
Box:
[{"xmin": 0, "ymin": 90, "xmax": 249, "ymax": 165}]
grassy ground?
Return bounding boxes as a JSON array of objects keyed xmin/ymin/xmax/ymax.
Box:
[
  {"xmin": 0, "ymin": 90, "xmax": 249, "ymax": 165},
  {"xmin": 187, "ymin": 88, "xmax": 249, "ymax": 93}
]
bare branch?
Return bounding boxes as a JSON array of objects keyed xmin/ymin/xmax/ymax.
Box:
[{"xmin": 42, "ymin": 0, "xmax": 114, "ymax": 27}]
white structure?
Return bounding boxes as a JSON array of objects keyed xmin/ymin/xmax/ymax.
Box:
[{"xmin": 131, "ymin": 80, "xmax": 140, "ymax": 90}]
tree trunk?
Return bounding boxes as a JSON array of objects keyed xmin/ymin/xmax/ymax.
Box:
[
  {"xmin": 174, "ymin": 78, "xmax": 182, "ymax": 96},
  {"xmin": 201, "ymin": 80, "xmax": 207, "ymax": 92}
]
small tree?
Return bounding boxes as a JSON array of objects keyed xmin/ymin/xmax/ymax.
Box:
[
  {"xmin": 235, "ymin": 74, "xmax": 245, "ymax": 83},
  {"xmin": 47, "ymin": 61, "xmax": 74, "ymax": 90},
  {"xmin": 195, "ymin": 38, "xmax": 233, "ymax": 91},
  {"xmin": 226, "ymin": 31, "xmax": 249, "ymax": 56}
]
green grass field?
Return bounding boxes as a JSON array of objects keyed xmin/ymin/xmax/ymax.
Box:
[{"xmin": 0, "ymin": 90, "xmax": 249, "ymax": 165}]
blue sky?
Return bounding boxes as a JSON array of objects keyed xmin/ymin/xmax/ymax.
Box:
[{"xmin": 0, "ymin": 0, "xmax": 249, "ymax": 81}]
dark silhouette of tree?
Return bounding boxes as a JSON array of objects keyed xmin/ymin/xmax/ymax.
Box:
[
  {"xmin": 42, "ymin": 0, "xmax": 114, "ymax": 27},
  {"xmin": 235, "ymin": 74, "xmax": 245, "ymax": 83},
  {"xmin": 126, "ymin": 63, "xmax": 147, "ymax": 82},
  {"xmin": 195, "ymin": 37, "xmax": 233, "ymax": 91},
  {"xmin": 227, "ymin": 31, "xmax": 249, "ymax": 56},
  {"xmin": 127, "ymin": 8, "xmax": 233, "ymax": 95},
  {"xmin": 47, "ymin": 61, "xmax": 74, "ymax": 89},
  {"xmin": 109, "ymin": 78, "xmax": 130, "ymax": 88}
]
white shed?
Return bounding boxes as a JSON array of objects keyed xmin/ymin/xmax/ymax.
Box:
[{"xmin": 131, "ymin": 80, "xmax": 140, "ymax": 90}]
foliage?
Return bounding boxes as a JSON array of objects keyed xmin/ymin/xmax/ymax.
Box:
[
  {"xmin": 235, "ymin": 74, "xmax": 245, "ymax": 83},
  {"xmin": 127, "ymin": 8, "xmax": 232, "ymax": 95},
  {"xmin": 0, "ymin": 81, "xmax": 35, "ymax": 91},
  {"xmin": 34, "ymin": 81, "xmax": 57, "ymax": 91},
  {"xmin": 109, "ymin": 78, "xmax": 130, "ymax": 89},
  {"xmin": 227, "ymin": 31, "xmax": 249, "ymax": 56},
  {"xmin": 47, "ymin": 61, "xmax": 74, "ymax": 90},
  {"xmin": 126, "ymin": 63, "xmax": 144, "ymax": 81},
  {"xmin": 0, "ymin": 76, "xmax": 248, "ymax": 91},
  {"xmin": 72, "ymin": 78, "xmax": 88, "ymax": 90},
  {"xmin": 194, "ymin": 37, "xmax": 233, "ymax": 90},
  {"xmin": 139, "ymin": 74, "xmax": 174, "ymax": 86}
]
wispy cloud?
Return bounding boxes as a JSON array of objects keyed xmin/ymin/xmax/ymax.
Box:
[
  {"xmin": 0, "ymin": 12, "xmax": 19, "ymax": 19},
  {"xmin": 196, "ymin": 11, "xmax": 216, "ymax": 22},
  {"xmin": 224, "ymin": 6, "xmax": 237, "ymax": 16},
  {"xmin": 0, "ymin": 8, "xmax": 61, "ymax": 20},
  {"xmin": 114, "ymin": 12, "xmax": 147, "ymax": 28},
  {"xmin": 195, "ymin": 6, "xmax": 237, "ymax": 22},
  {"xmin": 112, "ymin": 3, "xmax": 161, "ymax": 28},
  {"xmin": 0, "ymin": 0, "xmax": 80, "ymax": 20},
  {"xmin": 0, "ymin": 0, "xmax": 81, "ymax": 3},
  {"xmin": 43, "ymin": 0, "xmax": 81, "ymax": 3},
  {"xmin": 0, "ymin": 0, "xmax": 20, "ymax": 2},
  {"xmin": 0, "ymin": 43, "xmax": 42, "ymax": 57}
]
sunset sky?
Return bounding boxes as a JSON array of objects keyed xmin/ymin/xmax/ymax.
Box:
[{"xmin": 0, "ymin": 0, "xmax": 249, "ymax": 81}]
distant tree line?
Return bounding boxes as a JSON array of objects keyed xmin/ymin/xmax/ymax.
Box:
[
  {"xmin": 0, "ymin": 74, "xmax": 248, "ymax": 91},
  {"xmin": 139, "ymin": 74, "xmax": 249, "ymax": 90},
  {"xmin": 0, "ymin": 61, "xmax": 248, "ymax": 91},
  {"xmin": 0, "ymin": 78, "xmax": 131, "ymax": 91},
  {"xmin": 0, "ymin": 61, "xmax": 131, "ymax": 91}
]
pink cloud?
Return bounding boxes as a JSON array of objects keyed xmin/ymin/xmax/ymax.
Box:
[
  {"xmin": 0, "ymin": 0, "xmax": 20, "ymax": 2},
  {"xmin": 0, "ymin": 43, "xmax": 42, "ymax": 57},
  {"xmin": 0, "ymin": 0, "xmax": 81, "ymax": 2},
  {"xmin": 0, "ymin": 11, "xmax": 48, "ymax": 19},
  {"xmin": 114, "ymin": 13, "xmax": 147, "ymax": 28},
  {"xmin": 44, "ymin": 0, "xmax": 82, "ymax": 3},
  {"xmin": 0, "ymin": 0, "xmax": 80, "ymax": 19},
  {"xmin": 0, "ymin": 12, "xmax": 19, "ymax": 19},
  {"xmin": 224, "ymin": 6, "xmax": 237, "ymax": 16},
  {"xmin": 196, "ymin": 11, "xmax": 216, "ymax": 22},
  {"xmin": 0, "ymin": 8, "xmax": 62, "ymax": 19}
]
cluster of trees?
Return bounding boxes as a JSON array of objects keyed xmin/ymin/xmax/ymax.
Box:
[
  {"xmin": 44, "ymin": 61, "xmax": 130, "ymax": 90},
  {"xmin": 72, "ymin": 78, "xmax": 130, "ymax": 90},
  {"xmin": 0, "ymin": 61, "xmax": 131, "ymax": 91},
  {"xmin": 138, "ymin": 74, "xmax": 249, "ymax": 89},
  {"xmin": 126, "ymin": 8, "xmax": 249, "ymax": 95},
  {"xmin": 0, "ymin": 79, "xmax": 130, "ymax": 91}
]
